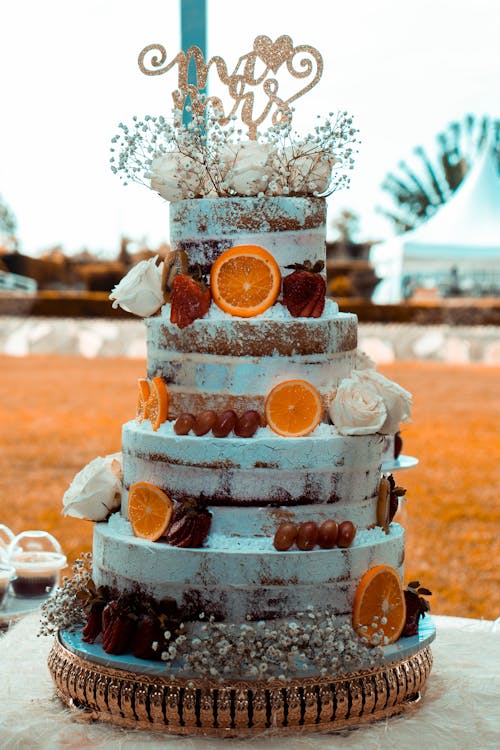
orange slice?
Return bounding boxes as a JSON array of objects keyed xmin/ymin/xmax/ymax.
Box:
[
  {"xmin": 128, "ymin": 481, "xmax": 173, "ymax": 541},
  {"xmin": 352, "ymin": 565, "xmax": 406, "ymax": 646},
  {"xmin": 265, "ymin": 379, "xmax": 323, "ymax": 437},
  {"xmin": 147, "ymin": 376, "xmax": 168, "ymax": 431},
  {"xmin": 136, "ymin": 378, "xmax": 151, "ymax": 423},
  {"xmin": 210, "ymin": 245, "xmax": 281, "ymax": 318}
]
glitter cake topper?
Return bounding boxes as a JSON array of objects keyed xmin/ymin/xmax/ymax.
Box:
[{"xmin": 138, "ymin": 35, "xmax": 323, "ymax": 139}]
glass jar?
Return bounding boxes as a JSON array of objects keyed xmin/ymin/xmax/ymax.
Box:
[
  {"xmin": 0, "ymin": 524, "xmax": 15, "ymax": 554},
  {"xmin": 0, "ymin": 562, "xmax": 15, "ymax": 608},
  {"xmin": 7, "ymin": 530, "xmax": 67, "ymax": 598}
]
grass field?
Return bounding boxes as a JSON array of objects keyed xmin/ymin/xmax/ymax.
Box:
[{"xmin": 1, "ymin": 354, "xmax": 499, "ymax": 620}]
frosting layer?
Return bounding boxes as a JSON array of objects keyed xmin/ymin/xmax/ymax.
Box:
[{"xmin": 121, "ymin": 420, "xmax": 384, "ymax": 511}]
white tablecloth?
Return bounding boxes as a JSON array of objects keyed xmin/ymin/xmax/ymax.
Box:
[{"xmin": 0, "ymin": 614, "xmax": 498, "ymax": 749}]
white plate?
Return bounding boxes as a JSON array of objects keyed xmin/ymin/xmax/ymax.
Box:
[
  {"xmin": 60, "ymin": 616, "xmax": 436, "ymax": 679},
  {"xmin": 382, "ymin": 454, "xmax": 419, "ymax": 473},
  {"xmin": 0, "ymin": 591, "xmax": 50, "ymax": 626}
]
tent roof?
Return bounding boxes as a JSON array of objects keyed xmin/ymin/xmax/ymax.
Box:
[{"xmin": 404, "ymin": 130, "xmax": 500, "ymax": 256}]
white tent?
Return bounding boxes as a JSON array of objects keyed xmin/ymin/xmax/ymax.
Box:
[
  {"xmin": 370, "ymin": 237, "xmax": 404, "ymax": 303},
  {"xmin": 372, "ymin": 131, "xmax": 500, "ymax": 301}
]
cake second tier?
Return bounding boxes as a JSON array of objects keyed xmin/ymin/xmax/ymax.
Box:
[
  {"xmin": 145, "ymin": 301, "xmax": 356, "ymax": 418},
  {"xmin": 122, "ymin": 419, "xmax": 384, "ymax": 518}
]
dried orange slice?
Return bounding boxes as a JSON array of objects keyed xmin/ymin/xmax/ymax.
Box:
[
  {"xmin": 352, "ymin": 565, "xmax": 406, "ymax": 646},
  {"xmin": 265, "ymin": 379, "xmax": 323, "ymax": 437},
  {"xmin": 136, "ymin": 378, "xmax": 151, "ymax": 423},
  {"xmin": 210, "ymin": 245, "xmax": 281, "ymax": 317},
  {"xmin": 128, "ymin": 481, "xmax": 173, "ymax": 541},
  {"xmin": 147, "ymin": 376, "xmax": 168, "ymax": 431}
]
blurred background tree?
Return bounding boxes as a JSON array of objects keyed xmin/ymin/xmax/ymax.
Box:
[
  {"xmin": 377, "ymin": 114, "xmax": 500, "ymax": 234},
  {"xmin": 0, "ymin": 194, "xmax": 18, "ymax": 252},
  {"xmin": 326, "ymin": 210, "xmax": 380, "ymax": 299}
]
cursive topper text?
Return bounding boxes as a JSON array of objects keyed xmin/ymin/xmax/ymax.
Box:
[{"xmin": 138, "ymin": 35, "xmax": 323, "ymax": 139}]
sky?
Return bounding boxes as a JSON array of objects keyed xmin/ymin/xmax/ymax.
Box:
[{"xmin": 0, "ymin": 0, "xmax": 499, "ymax": 257}]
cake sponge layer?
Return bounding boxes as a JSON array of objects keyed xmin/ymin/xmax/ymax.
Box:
[{"xmin": 146, "ymin": 301, "xmax": 354, "ymax": 358}]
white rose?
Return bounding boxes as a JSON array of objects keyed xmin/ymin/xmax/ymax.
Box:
[
  {"xmin": 356, "ymin": 370, "xmax": 412, "ymax": 434},
  {"xmin": 110, "ymin": 256, "xmax": 164, "ymax": 317},
  {"xmin": 276, "ymin": 145, "xmax": 336, "ymax": 195},
  {"xmin": 330, "ymin": 372, "xmax": 387, "ymax": 435},
  {"xmin": 62, "ymin": 453, "xmax": 122, "ymax": 521},
  {"xmin": 355, "ymin": 350, "xmax": 377, "ymax": 370},
  {"xmin": 222, "ymin": 142, "xmax": 274, "ymax": 196},
  {"xmin": 151, "ymin": 151, "xmax": 208, "ymax": 201}
]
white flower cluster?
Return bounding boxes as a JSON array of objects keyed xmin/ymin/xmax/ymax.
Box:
[
  {"xmin": 330, "ymin": 366, "xmax": 412, "ymax": 436},
  {"xmin": 62, "ymin": 453, "xmax": 123, "ymax": 521},
  {"xmin": 109, "ymin": 255, "xmax": 164, "ymax": 317},
  {"xmin": 110, "ymin": 107, "xmax": 358, "ymax": 202},
  {"xmin": 39, "ymin": 554, "xmax": 92, "ymax": 636},
  {"xmin": 0, "ymin": 193, "xmax": 16, "ymax": 236},
  {"xmin": 160, "ymin": 609, "xmax": 381, "ymax": 680}
]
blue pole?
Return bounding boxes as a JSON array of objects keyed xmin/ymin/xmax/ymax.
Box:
[{"xmin": 180, "ymin": 0, "xmax": 207, "ymax": 124}]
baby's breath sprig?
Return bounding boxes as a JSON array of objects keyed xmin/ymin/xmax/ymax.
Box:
[
  {"xmin": 160, "ymin": 608, "xmax": 381, "ymax": 680},
  {"xmin": 0, "ymin": 193, "xmax": 17, "ymax": 236},
  {"xmin": 39, "ymin": 553, "xmax": 92, "ymax": 637},
  {"xmin": 110, "ymin": 106, "xmax": 359, "ymax": 201}
]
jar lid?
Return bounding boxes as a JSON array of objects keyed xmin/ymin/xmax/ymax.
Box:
[
  {"xmin": 0, "ymin": 562, "xmax": 16, "ymax": 583},
  {"xmin": 7, "ymin": 531, "xmax": 66, "ymax": 574},
  {"xmin": 8, "ymin": 551, "xmax": 67, "ymax": 575},
  {"xmin": 0, "ymin": 524, "xmax": 15, "ymax": 551},
  {"xmin": 8, "ymin": 530, "xmax": 63, "ymax": 557}
]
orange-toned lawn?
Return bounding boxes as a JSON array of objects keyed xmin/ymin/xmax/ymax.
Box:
[{"xmin": 0, "ymin": 355, "xmax": 499, "ymax": 620}]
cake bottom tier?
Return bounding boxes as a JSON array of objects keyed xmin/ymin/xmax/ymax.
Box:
[
  {"xmin": 93, "ymin": 516, "xmax": 405, "ymax": 624},
  {"xmin": 49, "ymin": 620, "xmax": 435, "ymax": 736}
]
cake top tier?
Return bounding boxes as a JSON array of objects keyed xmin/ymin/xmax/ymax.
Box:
[{"xmin": 169, "ymin": 196, "xmax": 326, "ymax": 275}]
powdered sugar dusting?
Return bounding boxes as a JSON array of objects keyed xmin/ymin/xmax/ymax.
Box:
[{"xmin": 161, "ymin": 297, "xmax": 339, "ymax": 322}]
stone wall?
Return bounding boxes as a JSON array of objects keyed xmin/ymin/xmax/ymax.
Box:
[
  {"xmin": 358, "ymin": 324, "xmax": 500, "ymax": 364},
  {"xmin": 1, "ymin": 317, "xmax": 498, "ymax": 364}
]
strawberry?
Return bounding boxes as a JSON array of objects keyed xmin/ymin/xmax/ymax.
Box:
[
  {"xmin": 132, "ymin": 597, "xmax": 179, "ymax": 660},
  {"xmin": 76, "ymin": 580, "xmax": 110, "ymax": 644},
  {"xmin": 282, "ymin": 260, "xmax": 326, "ymax": 318},
  {"xmin": 165, "ymin": 498, "xmax": 212, "ymax": 547},
  {"xmin": 102, "ymin": 615, "xmax": 136, "ymax": 654},
  {"xmin": 388, "ymin": 474, "xmax": 406, "ymax": 524},
  {"xmin": 101, "ymin": 599, "xmax": 119, "ymax": 634},
  {"xmin": 131, "ymin": 615, "xmax": 167, "ymax": 660},
  {"xmin": 170, "ymin": 266, "xmax": 211, "ymax": 329},
  {"xmin": 402, "ymin": 582, "xmax": 432, "ymax": 637},
  {"xmin": 394, "ymin": 431, "xmax": 403, "ymax": 459},
  {"xmin": 82, "ymin": 603, "xmax": 105, "ymax": 643},
  {"xmin": 101, "ymin": 599, "xmax": 138, "ymax": 654}
]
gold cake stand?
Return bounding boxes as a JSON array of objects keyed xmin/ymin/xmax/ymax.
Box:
[{"xmin": 48, "ymin": 633, "xmax": 433, "ymax": 736}]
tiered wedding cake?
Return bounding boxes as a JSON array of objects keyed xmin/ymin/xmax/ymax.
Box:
[{"xmin": 46, "ymin": 35, "xmax": 434, "ymax": 735}]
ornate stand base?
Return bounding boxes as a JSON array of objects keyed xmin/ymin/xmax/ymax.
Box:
[{"xmin": 48, "ymin": 634, "xmax": 433, "ymax": 736}]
